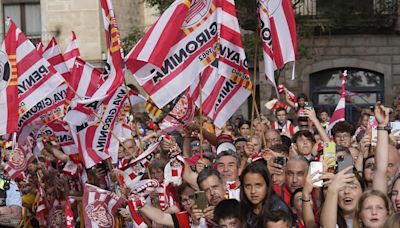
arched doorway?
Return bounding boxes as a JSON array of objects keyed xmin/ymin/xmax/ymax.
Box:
[{"xmin": 310, "ymin": 68, "xmax": 384, "ymax": 124}]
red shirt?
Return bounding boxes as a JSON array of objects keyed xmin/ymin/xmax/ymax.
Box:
[{"xmin": 272, "ymin": 184, "xmax": 292, "ymax": 206}]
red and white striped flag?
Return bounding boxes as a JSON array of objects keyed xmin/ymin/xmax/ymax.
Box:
[
  {"xmin": 0, "ymin": 19, "xmax": 18, "ymax": 135},
  {"xmin": 35, "ymin": 183, "xmax": 49, "ymax": 227},
  {"xmin": 36, "ymin": 41, "xmax": 44, "ymax": 56},
  {"xmin": 86, "ymin": 0, "xmax": 124, "ymax": 102},
  {"xmin": 63, "ymin": 58, "xmax": 105, "ymax": 125},
  {"xmin": 17, "ymin": 83, "xmax": 67, "ymax": 145},
  {"xmin": 3, "ymin": 19, "xmax": 64, "ymax": 116},
  {"xmin": 4, "ymin": 144, "xmax": 34, "ymax": 180},
  {"xmin": 116, "ymin": 142, "xmax": 159, "ymax": 189},
  {"xmin": 188, "ymin": 0, "xmax": 251, "ymax": 128},
  {"xmin": 70, "ymin": 86, "xmax": 144, "ymax": 168},
  {"xmin": 259, "ymin": 0, "xmax": 297, "ymax": 84},
  {"xmin": 46, "ymin": 120, "xmax": 78, "ymax": 155},
  {"xmin": 83, "ymin": 183, "xmax": 125, "ymax": 228},
  {"xmin": 190, "ymin": 64, "xmax": 251, "ymax": 128},
  {"xmin": 125, "ymin": 0, "xmax": 219, "ymax": 108},
  {"xmin": 258, "ymin": 1, "xmax": 277, "ymax": 92},
  {"xmin": 328, "ymin": 70, "xmax": 347, "ymax": 133},
  {"xmin": 43, "ymin": 37, "xmax": 70, "ymax": 79},
  {"xmin": 63, "ymin": 31, "xmax": 80, "ymax": 70}
]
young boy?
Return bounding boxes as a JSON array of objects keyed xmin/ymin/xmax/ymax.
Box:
[{"xmin": 214, "ymin": 199, "xmax": 242, "ymax": 228}]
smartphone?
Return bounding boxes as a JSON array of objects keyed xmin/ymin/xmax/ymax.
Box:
[
  {"xmin": 323, "ymin": 142, "xmax": 336, "ymax": 169},
  {"xmin": 274, "ymin": 156, "xmax": 287, "ymax": 166},
  {"xmin": 310, "ymin": 161, "xmax": 323, "ymax": 187},
  {"xmin": 337, "ymin": 154, "xmax": 353, "ymax": 173},
  {"xmin": 194, "ymin": 191, "xmax": 207, "ymax": 211},
  {"xmin": 369, "ymin": 116, "xmax": 378, "ymax": 146},
  {"xmin": 304, "ymin": 102, "xmax": 313, "ymax": 110}
]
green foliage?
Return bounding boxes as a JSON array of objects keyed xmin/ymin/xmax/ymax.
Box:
[
  {"xmin": 144, "ymin": 0, "xmax": 175, "ymax": 12},
  {"xmin": 121, "ymin": 27, "xmax": 144, "ymax": 55}
]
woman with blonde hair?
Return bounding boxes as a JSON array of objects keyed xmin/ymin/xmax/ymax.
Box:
[
  {"xmin": 383, "ymin": 212, "xmax": 400, "ymax": 228},
  {"xmin": 353, "ymin": 190, "xmax": 391, "ymax": 228}
]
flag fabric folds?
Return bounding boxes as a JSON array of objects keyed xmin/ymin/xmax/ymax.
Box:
[
  {"xmin": 70, "ymin": 86, "xmax": 145, "ymax": 168},
  {"xmin": 0, "ymin": 20, "xmax": 18, "ymax": 135},
  {"xmin": 4, "ymin": 144, "xmax": 34, "ymax": 180},
  {"xmin": 63, "ymin": 31, "xmax": 80, "ymax": 70},
  {"xmin": 328, "ymin": 70, "xmax": 347, "ymax": 133},
  {"xmin": 43, "ymin": 37, "xmax": 70, "ymax": 79},
  {"xmin": 2, "ymin": 19, "xmax": 64, "ymax": 117},
  {"xmin": 125, "ymin": 0, "xmax": 219, "ymax": 108},
  {"xmin": 63, "ymin": 58, "xmax": 105, "ymax": 125},
  {"xmin": 258, "ymin": 0, "xmax": 297, "ymax": 88},
  {"xmin": 188, "ymin": 0, "xmax": 252, "ymax": 128},
  {"xmin": 83, "ymin": 183, "xmax": 125, "ymax": 228}
]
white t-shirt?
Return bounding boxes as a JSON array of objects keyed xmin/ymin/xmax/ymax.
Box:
[{"xmin": 6, "ymin": 181, "xmax": 22, "ymax": 207}]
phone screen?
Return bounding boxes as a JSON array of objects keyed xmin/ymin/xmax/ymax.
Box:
[
  {"xmin": 310, "ymin": 161, "xmax": 323, "ymax": 187},
  {"xmin": 194, "ymin": 191, "xmax": 207, "ymax": 211},
  {"xmin": 323, "ymin": 142, "xmax": 336, "ymax": 170}
]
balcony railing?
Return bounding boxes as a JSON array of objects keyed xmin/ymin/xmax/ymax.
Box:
[{"xmin": 293, "ymin": 0, "xmax": 398, "ymax": 34}]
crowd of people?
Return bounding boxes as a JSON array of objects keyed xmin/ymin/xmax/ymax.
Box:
[{"xmin": 1, "ymin": 89, "xmax": 400, "ymax": 228}]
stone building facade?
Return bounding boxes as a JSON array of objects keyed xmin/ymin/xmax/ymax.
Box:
[
  {"xmin": 0, "ymin": 0, "xmax": 157, "ymax": 65},
  {"xmin": 253, "ymin": 1, "xmax": 400, "ymax": 124}
]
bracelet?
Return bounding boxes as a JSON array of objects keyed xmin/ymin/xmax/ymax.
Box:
[
  {"xmin": 377, "ymin": 126, "xmax": 391, "ymax": 131},
  {"xmin": 302, "ymin": 198, "xmax": 311, "ymax": 202}
]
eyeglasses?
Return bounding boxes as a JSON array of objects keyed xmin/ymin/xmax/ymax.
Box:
[{"xmin": 181, "ymin": 194, "xmax": 195, "ymax": 205}]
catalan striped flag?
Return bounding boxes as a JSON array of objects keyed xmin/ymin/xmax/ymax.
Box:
[
  {"xmin": 2, "ymin": 19, "xmax": 64, "ymax": 117},
  {"xmin": 0, "ymin": 20, "xmax": 18, "ymax": 135}
]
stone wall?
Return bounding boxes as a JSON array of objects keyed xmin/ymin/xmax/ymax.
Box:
[{"xmin": 41, "ymin": 0, "xmax": 103, "ymax": 63}]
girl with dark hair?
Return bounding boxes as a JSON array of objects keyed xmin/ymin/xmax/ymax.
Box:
[{"xmin": 239, "ymin": 162, "xmax": 292, "ymax": 228}]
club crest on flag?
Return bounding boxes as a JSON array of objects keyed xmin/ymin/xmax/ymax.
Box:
[
  {"xmin": 0, "ymin": 51, "xmax": 11, "ymax": 91},
  {"xmin": 9, "ymin": 147, "xmax": 27, "ymax": 170},
  {"xmin": 85, "ymin": 201, "xmax": 114, "ymax": 227},
  {"xmin": 183, "ymin": 0, "xmax": 213, "ymax": 28}
]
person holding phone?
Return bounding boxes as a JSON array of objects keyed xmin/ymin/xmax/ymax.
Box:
[
  {"xmin": 320, "ymin": 167, "xmax": 366, "ymax": 227},
  {"xmin": 272, "ymin": 156, "xmax": 309, "ymax": 206},
  {"xmin": 191, "ymin": 168, "xmax": 228, "ymax": 226}
]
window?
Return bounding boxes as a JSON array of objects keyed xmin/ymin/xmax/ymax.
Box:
[
  {"xmin": 3, "ymin": 1, "xmax": 41, "ymax": 42},
  {"xmin": 310, "ymin": 68, "xmax": 384, "ymax": 124}
]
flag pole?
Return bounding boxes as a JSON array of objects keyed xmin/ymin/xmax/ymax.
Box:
[
  {"xmin": 250, "ymin": 27, "xmax": 268, "ymax": 147},
  {"xmin": 199, "ymin": 73, "xmax": 204, "ymax": 159},
  {"xmin": 250, "ymin": 28, "xmax": 259, "ymax": 136}
]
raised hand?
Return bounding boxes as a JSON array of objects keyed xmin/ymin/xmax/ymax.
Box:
[{"xmin": 374, "ymin": 101, "xmax": 391, "ymax": 126}]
